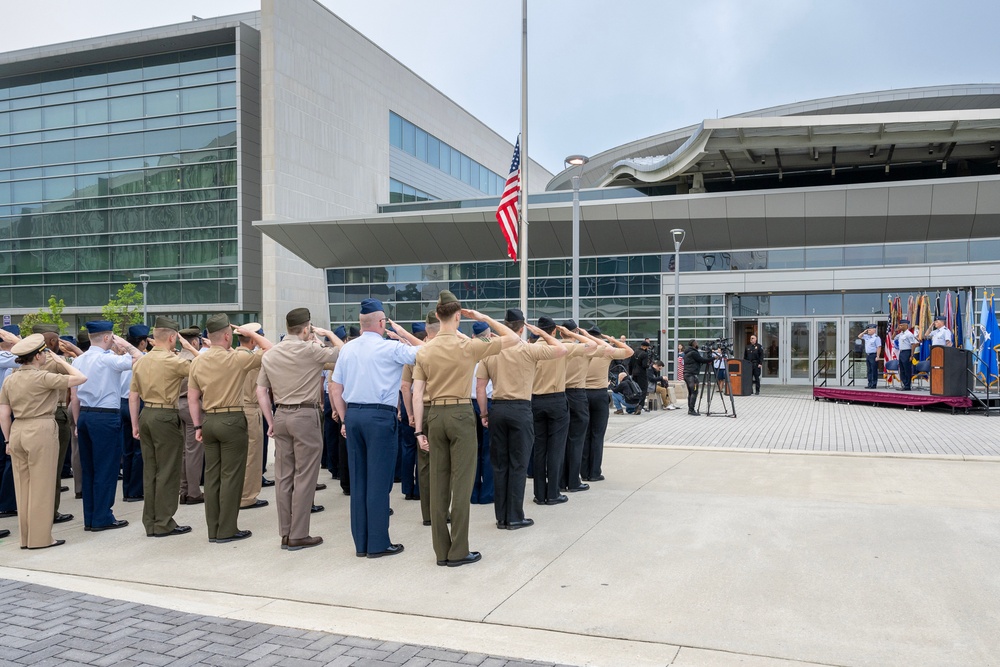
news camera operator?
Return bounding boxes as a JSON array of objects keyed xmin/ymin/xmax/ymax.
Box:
[{"xmin": 682, "ymin": 340, "xmax": 713, "ymax": 416}]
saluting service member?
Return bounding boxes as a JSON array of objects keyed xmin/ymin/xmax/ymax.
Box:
[
  {"xmin": 0, "ymin": 334, "xmax": 88, "ymax": 548},
  {"xmin": 0, "ymin": 325, "xmax": 22, "ymax": 524},
  {"xmin": 257, "ymin": 308, "xmax": 342, "ymax": 551},
  {"xmin": 396, "ymin": 322, "xmax": 426, "ymax": 502},
  {"xmin": 128, "ymin": 317, "xmax": 198, "ymax": 538},
  {"xmin": 893, "ymin": 320, "xmax": 918, "ymax": 392},
  {"xmin": 582, "ymin": 328, "xmax": 632, "ymax": 482},
  {"xmin": 32, "ymin": 324, "xmax": 75, "ymax": 524},
  {"xmin": 559, "ymin": 320, "xmax": 598, "ymax": 493},
  {"xmin": 72, "ymin": 321, "xmax": 142, "ymax": 532},
  {"xmin": 177, "ymin": 327, "xmax": 205, "ymax": 504},
  {"xmin": 412, "ymin": 290, "xmax": 517, "ymax": 567},
  {"xmin": 120, "ymin": 324, "xmax": 150, "ymax": 503},
  {"xmin": 855, "ymin": 326, "xmax": 881, "ymax": 389},
  {"xmin": 188, "ymin": 315, "xmax": 271, "ymax": 543},
  {"xmin": 330, "ymin": 299, "xmax": 422, "ymax": 558},
  {"xmin": 476, "ymin": 309, "xmax": 566, "ymax": 530},
  {"xmin": 470, "ymin": 320, "xmax": 494, "ymax": 505},
  {"xmin": 238, "ymin": 323, "xmax": 269, "ymax": 512},
  {"xmin": 919, "ymin": 315, "xmax": 953, "ymax": 347}
]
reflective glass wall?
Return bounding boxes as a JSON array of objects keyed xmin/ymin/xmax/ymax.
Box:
[{"xmin": 0, "ymin": 45, "xmax": 240, "ymax": 310}]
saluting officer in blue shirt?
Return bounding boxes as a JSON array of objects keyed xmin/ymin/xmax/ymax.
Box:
[
  {"xmin": 329, "ymin": 298, "xmax": 422, "ymax": 559},
  {"xmin": 71, "ymin": 321, "xmax": 143, "ymax": 531},
  {"xmin": 857, "ymin": 324, "xmax": 882, "ymax": 389}
]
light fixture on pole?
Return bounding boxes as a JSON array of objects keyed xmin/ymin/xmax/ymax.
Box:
[
  {"xmin": 564, "ymin": 154, "xmax": 589, "ymax": 322},
  {"xmin": 670, "ymin": 229, "xmax": 686, "ymax": 380},
  {"xmin": 139, "ymin": 273, "xmax": 150, "ymax": 326}
]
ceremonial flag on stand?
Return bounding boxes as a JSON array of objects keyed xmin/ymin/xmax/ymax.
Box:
[
  {"xmin": 955, "ymin": 292, "xmax": 964, "ymax": 349},
  {"xmin": 495, "ymin": 137, "xmax": 521, "ymax": 262},
  {"xmin": 964, "ymin": 289, "xmax": 975, "ymax": 351},
  {"xmin": 977, "ymin": 294, "xmax": 1000, "ymax": 386}
]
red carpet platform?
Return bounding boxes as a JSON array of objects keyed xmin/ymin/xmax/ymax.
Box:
[{"xmin": 813, "ymin": 386, "xmax": 972, "ymax": 411}]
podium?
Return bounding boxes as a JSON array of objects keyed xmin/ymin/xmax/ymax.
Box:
[
  {"xmin": 930, "ymin": 347, "xmax": 972, "ymax": 397},
  {"xmin": 727, "ymin": 359, "xmax": 753, "ymax": 396}
]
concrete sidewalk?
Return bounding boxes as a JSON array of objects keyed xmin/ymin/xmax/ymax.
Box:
[{"xmin": 1, "ymin": 400, "xmax": 998, "ymax": 666}]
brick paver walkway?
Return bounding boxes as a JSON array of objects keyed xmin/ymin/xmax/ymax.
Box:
[
  {"xmin": 607, "ymin": 385, "xmax": 1000, "ymax": 456},
  {"xmin": 0, "ymin": 579, "xmax": 572, "ymax": 667}
]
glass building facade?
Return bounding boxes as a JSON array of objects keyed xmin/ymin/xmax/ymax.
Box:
[{"xmin": 0, "ymin": 45, "xmax": 241, "ymax": 314}]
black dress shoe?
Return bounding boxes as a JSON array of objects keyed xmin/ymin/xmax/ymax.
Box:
[
  {"xmin": 122, "ymin": 496, "xmax": 143, "ymax": 503},
  {"xmin": 311, "ymin": 504, "xmax": 324, "ymax": 513},
  {"xmin": 389, "ymin": 508, "xmax": 394, "ymax": 516},
  {"xmin": 447, "ymin": 552, "xmax": 482, "ymax": 567},
  {"xmin": 75, "ymin": 493, "xmax": 82, "ymax": 500},
  {"xmin": 423, "ymin": 520, "xmax": 431, "ymax": 526},
  {"xmin": 215, "ymin": 530, "xmax": 252, "ymax": 543},
  {"xmin": 436, "ymin": 559, "xmax": 448, "ymax": 566},
  {"xmin": 356, "ymin": 551, "xmax": 367, "ymax": 557},
  {"xmin": 532, "ymin": 498, "xmax": 546, "ymax": 505},
  {"xmin": 367, "ymin": 543, "xmax": 404, "ymax": 558},
  {"xmin": 567, "ymin": 484, "xmax": 590, "ymax": 492},
  {"xmin": 506, "ymin": 518, "xmax": 534, "ymax": 530},
  {"xmin": 261, "ymin": 478, "xmax": 275, "ymax": 487},
  {"xmin": 240, "ymin": 499, "xmax": 269, "ymax": 510},
  {"xmin": 404, "ymin": 493, "xmax": 419, "ymax": 500},
  {"xmin": 496, "ymin": 521, "xmax": 507, "ymax": 529},
  {"xmin": 0, "ymin": 510, "xmax": 17, "ymax": 518},
  {"xmin": 153, "ymin": 525, "xmax": 192, "ymax": 538},
  {"xmin": 545, "ymin": 495, "xmax": 568, "ymax": 505},
  {"xmin": 27, "ymin": 539, "xmax": 66, "ymax": 550},
  {"xmin": 315, "ymin": 483, "xmax": 327, "ymax": 491},
  {"xmin": 53, "ymin": 513, "xmax": 73, "ymax": 523},
  {"xmin": 589, "ymin": 474, "xmax": 605, "ymax": 482},
  {"xmin": 91, "ymin": 519, "xmax": 129, "ymax": 531},
  {"xmin": 60, "ymin": 485, "xmax": 69, "ymax": 493},
  {"xmin": 184, "ymin": 496, "xmax": 205, "ymax": 505},
  {"xmin": 0, "ymin": 528, "xmax": 9, "ymax": 539}
]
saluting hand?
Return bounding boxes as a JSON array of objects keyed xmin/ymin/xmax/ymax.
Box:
[
  {"xmin": 460, "ymin": 308, "xmax": 484, "ymax": 321},
  {"xmin": 524, "ymin": 323, "xmax": 543, "ymax": 336}
]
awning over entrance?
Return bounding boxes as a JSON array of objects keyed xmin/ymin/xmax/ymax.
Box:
[{"xmin": 253, "ymin": 175, "xmax": 1000, "ymax": 269}]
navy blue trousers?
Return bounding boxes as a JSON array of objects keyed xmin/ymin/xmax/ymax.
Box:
[
  {"xmin": 78, "ymin": 410, "xmax": 122, "ymax": 528},
  {"xmin": 398, "ymin": 396, "xmax": 418, "ymax": 497},
  {"xmin": 345, "ymin": 404, "xmax": 397, "ymax": 555},
  {"xmin": 866, "ymin": 352, "xmax": 878, "ymax": 387},
  {"xmin": 120, "ymin": 398, "xmax": 143, "ymax": 499},
  {"xmin": 899, "ymin": 350, "xmax": 913, "ymax": 389},
  {"xmin": 322, "ymin": 393, "xmax": 339, "ymax": 477},
  {"xmin": 0, "ymin": 430, "xmax": 16, "ymax": 513},
  {"xmin": 471, "ymin": 399, "xmax": 493, "ymax": 504}
]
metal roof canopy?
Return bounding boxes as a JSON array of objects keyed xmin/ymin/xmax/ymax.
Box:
[
  {"xmin": 254, "ymin": 174, "xmax": 1000, "ymax": 269},
  {"xmin": 606, "ymin": 108, "xmax": 1000, "ymax": 186}
]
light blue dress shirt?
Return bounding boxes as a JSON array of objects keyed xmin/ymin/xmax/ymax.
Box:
[
  {"xmin": 332, "ymin": 331, "xmax": 418, "ymax": 406},
  {"xmin": 0, "ymin": 351, "xmax": 18, "ymax": 389},
  {"xmin": 861, "ymin": 332, "xmax": 881, "ymax": 354},
  {"xmin": 894, "ymin": 330, "xmax": 918, "ymax": 352},
  {"xmin": 73, "ymin": 347, "xmax": 134, "ymax": 409}
]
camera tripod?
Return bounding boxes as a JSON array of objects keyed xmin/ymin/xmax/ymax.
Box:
[{"xmin": 697, "ymin": 350, "xmax": 738, "ymax": 418}]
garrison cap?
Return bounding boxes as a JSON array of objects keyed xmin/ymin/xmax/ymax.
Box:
[
  {"xmin": 153, "ymin": 316, "xmax": 180, "ymax": 331},
  {"xmin": 537, "ymin": 316, "xmax": 556, "ymax": 334},
  {"xmin": 60, "ymin": 335, "xmax": 78, "ymax": 346},
  {"xmin": 866, "ymin": 323, "xmax": 877, "ymax": 329},
  {"xmin": 78, "ymin": 328, "xmax": 90, "ymax": 343},
  {"xmin": 2, "ymin": 324, "xmax": 21, "ymax": 336},
  {"xmin": 239, "ymin": 322, "xmax": 262, "ymax": 335},
  {"xmin": 425, "ymin": 311, "xmax": 440, "ymax": 325},
  {"xmin": 587, "ymin": 325, "xmax": 602, "ymax": 337},
  {"xmin": 85, "ymin": 321, "xmax": 114, "ymax": 334},
  {"xmin": 472, "ymin": 321, "xmax": 489, "ymax": 335},
  {"xmin": 411, "ymin": 322, "xmax": 426, "ymax": 334},
  {"xmin": 561, "ymin": 319, "xmax": 578, "ymax": 331},
  {"xmin": 360, "ymin": 298, "xmax": 384, "ymax": 315},
  {"xmin": 31, "ymin": 323, "xmax": 59, "ymax": 334},
  {"xmin": 12, "ymin": 334, "xmax": 46, "ymax": 357},
  {"xmin": 436, "ymin": 290, "xmax": 459, "ymax": 306},
  {"xmin": 348, "ymin": 325, "xmax": 360, "ymax": 338},
  {"xmin": 899, "ymin": 318, "xmax": 910, "ymax": 325},
  {"xmin": 504, "ymin": 308, "xmax": 525, "ymax": 323},
  {"xmin": 933, "ymin": 314, "xmax": 946, "ymax": 322},
  {"xmin": 179, "ymin": 326, "xmax": 201, "ymax": 337},
  {"xmin": 334, "ymin": 325, "xmax": 347, "ymax": 340},
  {"xmin": 286, "ymin": 308, "xmax": 311, "ymax": 328},
  {"xmin": 205, "ymin": 313, "xmax": 231, "ymax": 333},
  {"xmin": 128, "ymin": 324, "xmax": 150, "ymax": 338}
]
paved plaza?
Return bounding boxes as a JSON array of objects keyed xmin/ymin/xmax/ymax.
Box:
[{"xmin": 1, "ymin": 391, "xmax": 998, "ymax": 667}]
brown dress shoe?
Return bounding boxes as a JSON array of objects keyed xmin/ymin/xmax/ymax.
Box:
[{"xmin": 287, "ymin": 536, "xmax": 323, "ymax": 551}]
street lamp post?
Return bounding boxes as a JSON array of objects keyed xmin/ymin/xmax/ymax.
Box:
[
  {"xmin": 670, "ymin": 229, "xmax": 685, "ymax": 380},
  {"xmin": 564, "ymin": 154, "xmax": 589, "ymax": 322},
  {"xmin": 139, "ymin": 274, "xmax": 150, "ymax": 326}
]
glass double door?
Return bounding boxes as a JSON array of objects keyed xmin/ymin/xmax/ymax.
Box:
[{"xmin": 748, "ymin": 318, "xmax": 852, "ymax": 385}]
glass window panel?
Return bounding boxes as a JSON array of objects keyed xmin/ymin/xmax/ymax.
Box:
[
  {"xmin": 143, "ymin": 128, "xmax": 180, "ymax": 155},
  {"xmin": 844, "ymin": 292, "xmax": 885, "ymax": 315},
  {"xmin": 427, "ymin": 135, "xmax": 440, "ymax": 168},
  {"xmin": 883, "ymin": 243, "xmax": 924, "ymax": 265},
  {"xmin": 179, "ymin": 48, "xmax": 217, "ymax": 74},
  {"xmin": 843, "ymin": 245, "xmax": 882, "ymax": 267},
  {"xmin": 219, "ymin": 279, "xmax": 237, "ymax": 303},
  {"xmin": 12, "ymin": 179, "xmax": 43, "ymax": 203},
  {"xmin": 180, "ymin": 86, "xmax": 218, "ymax": 113},
  {"xmin": 925, "ymin": 241, "xmax": 967, "ymax": 264},
  {"xmin": 42, "ymin": 104, "xmax": 74, "ymax": 129},
  {"xmin": 763, "ymin": 248, "xmax": 804, "ymax": 269},
  {"xmin": 108, "ymin": 132, "xmax": 143, "ymax": 158},
  {"xmin": 146, "ymin": 205, "xmax": 180, "ymax": 231},
  {"xmin": 145, "ymin": 90, "xmax": 179, "ymax": 117},
  {"xmin": 460, "ymin": 154, "xmax": 471, "ymax": 184},
  {"xmin": 970, "ymin": 239, "xmax": 1000, "ymax": 262},
  {"xmin": 10, "ymin": 142, "xmax": 41, "ymax": 168},
  {"xmin": 389, "ymin": 112, "xmax": 402, "ymax": 148},
  {"xmin": 11, "ymin": 108, "xmax": 41, "ymax": 133},
  {"xmin": 439, "ymin": 141, "xmax": 451, "ymax": 173},
  {"xmin": 0, "ymin": 112, "xmax": 9, "ymax": 135},
  {"xmin": 179, "ymin": 124, "xmax": 220, "ymax": 152},
  {"xmin": 805, "ymin": 293, "xmax": 842, "ymax": 315},
  {"xmin": 450, "ymin": 147, "xmax": 461, "ymax": 179},
  {"xmin": 805, "ymin": 246, "xmax": 844, "ymax": 268},
  {"xmin": 41, "ymin": 140, "xmax": 74, "ymax": 165},
  {"xmin": 109, "ymin": 95, "xmax": 143, "ymax": 121},
  {"xmin": 415, "ymin": 127, "xmax": 427, "ymax": 161},
  {"xmin": 401, "ymin": 118, "xmax": 415, "ymax": 155},
  {"xmin": 0, "ymin": 182, "xmax": 9, "ymax": 205},
  {"xmin": 143, "ymin": 52, "xmax": 180, "ymax": 80},
  {"xmin": 217, "ymin": 82, "xmax": 236, "ymax": 108},
  {"xmin": 43, "ymin": 176, "xmax": 75, "ymax": 201},
  {"xmin": 767, "ymin": 295, "xmax": 806, "ymax": 316},
  {"xmin": 479, "ymin": 164, "xmax": 489, "ymax": 192}
]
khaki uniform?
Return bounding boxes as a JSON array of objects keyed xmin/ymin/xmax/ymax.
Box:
[
  {"xmin": 240, "ymin": 353, "xmax": 264, "ymax": 507},
  {"xmin": 583, "ymin": 347, "xmax": 632, "ymax": 481},
  {"xmin": 477, "ymin": 341, "xmax": 556, "ymax": 525},
  {"xmin": 562, "ymin": 343, "xmax": 596, "ymax": 491},
  {"xmin": 257, "ymin": 339, "xmax": 339, "ymax": 541},
  {"xmin": 39, "ymin": 355, "xmax": 70, "ymax": 515},
  {"xmin": 414, "ymin": 332, "xmax": 501, "ymax": 562},
  {"xmin": 188, "ymin": 347, "xmax": 262, "ymax": 540},
  {"xmin": 402, "ymin": 363, "xmax": 430, "ymax": 524},
  {"xmin": 176, "ymin": 348, "xmax": 203, "ymax": 502},
  {"xmin": 129, "ymin": 348, "xmax": 191, "ymax": 535},
  {"xmin": 0, "ymin": 367, "xmax": 71, "ymax": 548},
  {"xmin": 530, "ymin": 343, "xmax": 589, "ymax": 502}
]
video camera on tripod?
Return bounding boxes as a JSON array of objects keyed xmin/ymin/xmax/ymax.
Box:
[{"xmin": 708, "ymin": 337, "xmax": 734, "ymax": 357}]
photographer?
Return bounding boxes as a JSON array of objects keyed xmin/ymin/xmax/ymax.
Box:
[
  {"xmin": 628, "ymin": 340, "xmax": 651, "ymax": 413},
  {"xmin": 682, "ymin": 340, "xmax": 713, "ymax": 416}
]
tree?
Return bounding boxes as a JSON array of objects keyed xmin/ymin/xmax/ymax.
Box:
[
  {"xmin": 18, "ymin": 295, "xmax": 70, "ymax": 336},
  {"xmin": 102, "ymin": 283, "xmax": 144, "ymax": 336}
]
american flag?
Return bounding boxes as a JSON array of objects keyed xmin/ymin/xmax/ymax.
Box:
[{"xmin": 495, "ymin": 137, "xmax": 521, "ymax": 262}]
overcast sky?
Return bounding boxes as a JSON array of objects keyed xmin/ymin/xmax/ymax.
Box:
[{"xmin": 5, "ymin": 1, "xmax": 999, "ymax": 175}]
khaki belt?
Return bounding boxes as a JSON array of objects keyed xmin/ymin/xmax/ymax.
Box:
[
  {"xmin": 277, "ymin": 402, "xmax": 321, "ymax": 410},
  {"xmin": 56, "ymin": 403, "xmax": 68, "ymax": 408},
  {"xmin": 144, "ymin": 402, "xmax": 176, "ymax": 409},
  {"xmin": 429, "ymin": 398, "xmax": 467, "ymax": 406},
  {"xmin": 204, "ymin": 406, "xmax": 243, "ymax": 414}
]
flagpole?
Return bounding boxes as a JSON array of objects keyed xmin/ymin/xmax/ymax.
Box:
[{"xmin": 518, "ymin": 0, "xmax": 529, "ymax": 317}]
